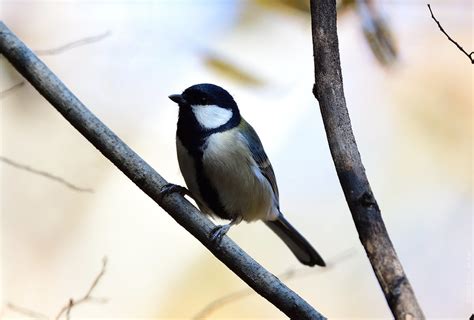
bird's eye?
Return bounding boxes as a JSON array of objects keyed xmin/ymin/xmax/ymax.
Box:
[{"xmin": 200, "ymin": 97, "xmax": 207, "ymax": 104}]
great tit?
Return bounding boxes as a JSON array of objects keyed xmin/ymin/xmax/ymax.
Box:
[{"xmin": 167, "ymin": 83, "xmax": 325, "ymax": 267}]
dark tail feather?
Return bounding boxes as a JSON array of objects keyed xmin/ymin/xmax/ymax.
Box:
[{"xmin": 265, "ymin": 215, "xmax": 325, "ymax": 267}]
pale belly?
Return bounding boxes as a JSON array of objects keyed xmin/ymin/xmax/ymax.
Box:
[{"xmin": 176, "ymin": 130, "xmax": 279, "ymax": 222}]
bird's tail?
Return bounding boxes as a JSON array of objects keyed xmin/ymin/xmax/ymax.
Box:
[{"xmin": 265, "ymin": 215, "xmax": 325, "ymax": 267}]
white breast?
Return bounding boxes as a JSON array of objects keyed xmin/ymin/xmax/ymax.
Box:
[
  {"xmin": 201, "ymin": 128, "xmax": 279, "ymax": 222},
  {"xmin": 191, "ymin": 105, "xmax": 233, "ymax": 129}
]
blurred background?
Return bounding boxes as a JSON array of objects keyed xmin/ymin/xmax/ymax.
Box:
[{"xmin": 0, "ymin": 0, "xmax": 472, "ymax": 318}]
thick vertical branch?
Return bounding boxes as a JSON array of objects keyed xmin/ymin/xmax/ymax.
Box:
[
  {"xmin": 309, "ymin": 1, "xmax": 424, "ymax": 319},
  {"xmin": 0, "ymin": 22, "xmax": 324, "ymax": 320}
]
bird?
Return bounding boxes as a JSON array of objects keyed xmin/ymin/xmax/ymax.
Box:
[{"xmin": 165, "ymin": 83, "xmax": 325, "ymax": 267}]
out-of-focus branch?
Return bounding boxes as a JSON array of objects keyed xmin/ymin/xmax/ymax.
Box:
[
  {"xmin": 1, "ymin": 31, "xmax": 110, "ymax": 98},
  {"xmin": 55, "ymin": 257, "xmax": 108, "ymax": 320},
  {"xmin": 309, "ymin": 1, "xmax": 424, "ymax": 319},
  {"xmin": 0, "ymin": 22, "xmax": 324, "ymax": 320},
  {"xmin": 0, "ymin": 81, "xmax": 24, "ymax": 98},
  {"xmin": 6, "ymin": 303, "xmax": 49, "ymax": 320},
  {"xmin": 193, "ymin": 247, "xmax": 357, "ymax": 320},
  {"xmin": 356, "ymin": 0, "xmax": 397, "ymax": 66},
  {"xmin": 0, "ymin": 156, "xmax": 94, "ymax": 193},
  {"xmin": 6, "ymin": 258, "xmax": 107, "ymax": 320},
  {"xmin": 427, "ymin": 4, "xmax": 473, "ymax": 64},
  {"xmin": 35, "ymin": 31, "xmax": 111, "ymax": 56}
]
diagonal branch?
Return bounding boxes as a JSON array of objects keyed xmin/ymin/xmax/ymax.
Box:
[
  {"xmin": 193, "ymin": 248, "xmax": 356, "ymax": 320},
  {"xmin": 0, "ymin": 22, "xmax": 324, "ymax": 320},
  {"xmin": 6, "ymin": 258, "xmax": 107, "ymax": 320},
  {"xmin": 309, "ymin": 0, "xmax": 424, "ymax": 319},
  {"xmin": 34, "ymin": 31, "xmax": 111, "ymax": 56},
  {"xmin": 427, "ymin": 4, "xmax": 473, "ymax": 64},
  {"xmin": 55, "ymin": 257, "xmax": 108, "ymax": 320},
  {"xmin": 1, "ymin": 32, "xmax": 110, "ymax": 98},
  {"xmin": 355, "ymin": 0, "xmax": 398, "ymax": 66},
  {"xmin": 0, "ymin": 156, "xmax": 94, "ymax": 193},
  {"xmin": 0, "ymin": 81, "xmax": 24, "ymax": 98},
  {"xmin": 6, "ymin": 303, "xmax": 49, "ymax": 320}
]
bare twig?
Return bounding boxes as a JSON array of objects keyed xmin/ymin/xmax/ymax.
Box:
[
  {"xmin": 0, "ymin": 22, "xmax": 324, "ymax": 320},
  {"xmin": 55, "ymin": 257, "xmax": 108, "ymax": 320},
  {"xmin": 427, "ymin": 4, "xmax": 473, "ymax": 64},
  {"xmin": 6, "ymin": 258, "xmax": 107, "ymax": 320},
  {"xmin": 1, "ymin": 31, "xmax": 110, "ymax": 99},
  {"xmin": 0, "ymin": 81, "xmax": 24, "ymax": 98},
  {"xmin": 35, "ymin": 31, "xmax": 111, "ymax": 56},
  {"xmin": 6, "ymin": 303, "xmax": 49, "ymax": 320},
  {"xmin": 193, "ymin": 248, "xmax": 357, "ymax": 320},
  {"xmin": 309, "ymin": 0, "xmax": 424, "ymax": 319},
  {"xmin": 0, "ymin": 156, "xmax": 94, "ymax": 193},
  {"xmin": 192, "ymin": 287, "xmax": 252, "ymax": 320}
]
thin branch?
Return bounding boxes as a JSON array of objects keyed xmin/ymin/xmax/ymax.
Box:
[
  {"xmin": 35, "ymin": 31, "xmax": 111, "ymax": 56},
  {"xmin": 55, "ymin": 257, "xmax": 108, "ymax": 320},
  {"xmin": 427, "ymin": 4, "xmax": 473, "ymax": 64},
  {"xmin": 193, "ymin": 248, "xmax": 357, "ymax": 320},
  {"xmin": 0, "ymin": 22, "xmax": 324, "ymax": 320},
  {"xmin": 309, "ymin": 0, "xmax": 424, "ymax": 319},
  {"xmin": 6, "ymin": 303, "xmax": 49, "ymax": 320},
  {"xmin": 0, "ymin": 81, "xmax": 24, "ymax": 98},
  {"xmin": 6, "ymin": 258, "xmax": 107, "ymax": 320},
  {"xmin": 0, "ymin": 31, "xmax": 110, "ymax": 99},
  {"xmin": 0, "ymin": 156, "xmax": 94, "ymax": 193}
]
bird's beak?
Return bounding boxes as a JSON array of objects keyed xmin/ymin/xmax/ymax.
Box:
[{"xmin": 168, "ymin": 94, "xmax": 187, "ymax": 106}]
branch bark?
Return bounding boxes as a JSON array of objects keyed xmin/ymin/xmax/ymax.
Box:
[
  {"xmin": 0, "ymin": 22, "xmax": 324, "ymax": 320},
  {"xmin": 309, "ymin": 1, "xmax": 424, "ymax": 319}
]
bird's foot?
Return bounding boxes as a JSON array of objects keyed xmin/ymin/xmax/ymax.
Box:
[
  {"xmin": 158, "ymin": 183, "xmax": 190, "ymax": 202},
  {"xmin": 210, "ymin": 224, "xmax": 232, "ymax": 243},
  {"xmin": 209, "ymin": 217, "xmax": 242, "ymax": 244}
]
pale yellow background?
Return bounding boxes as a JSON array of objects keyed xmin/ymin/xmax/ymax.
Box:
[{"xmin": 0, "ymin": 0, "xmax": 472, "ymax": 319}]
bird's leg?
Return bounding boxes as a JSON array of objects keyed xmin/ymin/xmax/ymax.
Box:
[
  {"xmin": 158, "ymin": 183, "xmax": 192, "ymax": 202},
  {"xmin": 210, "ymin": 216, "xmax": 243, "ymax": 243}
]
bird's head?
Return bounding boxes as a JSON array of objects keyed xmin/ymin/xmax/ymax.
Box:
[{"xmin": 169, "ymin": 83, "xmax": 240, "ymax": 130}]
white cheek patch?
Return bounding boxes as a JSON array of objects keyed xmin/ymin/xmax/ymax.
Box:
[{"xmin": 191, "ymin": 105, "xmax": 233, "ymax": 129}]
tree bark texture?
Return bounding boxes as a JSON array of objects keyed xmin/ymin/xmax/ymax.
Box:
[
  {"xmin": 0, "ymin": 21, "xmax": 325, "ymax": 320},
  {"xmin": 309, "ymin": 1, "xmax": 424, "ymax": 319}
]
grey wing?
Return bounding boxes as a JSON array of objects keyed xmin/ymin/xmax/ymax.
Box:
[{"xmin": 239, "ymin": 119, "xmax": 280, "ymax": 205}]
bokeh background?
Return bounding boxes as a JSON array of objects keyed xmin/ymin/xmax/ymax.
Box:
[{"xmin": 0, "ymin": 0, "xmax": 472, "ymax": 318}]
